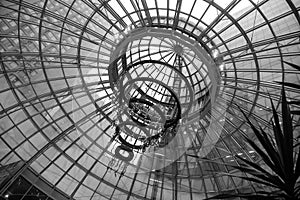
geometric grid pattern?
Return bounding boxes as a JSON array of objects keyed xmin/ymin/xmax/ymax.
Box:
[{"xmin": 0, "ymin": 0, "xmax": 300, "ymax": 199}]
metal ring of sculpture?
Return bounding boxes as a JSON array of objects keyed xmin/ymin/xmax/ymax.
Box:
[
  {"xmin": 110, "ymin": 60, "xmax": 194, "ymax": 118},
  {"xmin": 120, "ymin": 77, "xmax": 181, "ymax": 126},
  {"xmin": 114, "ymin": 145, "xmax": 134, "ymax": 162}
]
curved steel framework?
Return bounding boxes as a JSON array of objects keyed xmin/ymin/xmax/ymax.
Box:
[{"xmin": 0, "ymin": 0, "xmax": 299, "ymax": 199}]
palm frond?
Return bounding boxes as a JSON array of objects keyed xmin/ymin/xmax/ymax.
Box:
[
  {"xmin": 288, "ymin": 101, "xmax": 300, "ymax": 105},
  {"xmin": 275, "ymin": 81, "xmax": 300, "ymax": 90},
  {"xmin": 283, "ymin": 61, "xmax": 300, "ymax": 71},
  {"xmin": 277, "ymin": 61, "xmax": 300, "ymax": 115},
  {"xmin": 233, "ymin": 156, "xmax": 285, "ymax": 189},
  {"xmin": 295, "ymin": 146, "xmax": 300, "ymax": 179},
  {"xmin": 291, "ymin": 110, "xmax": 300, "ymax": 115},
  {"xmin": 208, "ymin": 86, "xmax": 299, "ymax": 199},
  {"xmin": 280, "ymin": 87, "xmax": 294, "ymax": 188},
  {"xmin": 205, "ymin": 190, "xmax": 285, "ymax": 200},
  {"xmin": 239, "ymin": 108, "xmax": 285, "ymax": 178}
]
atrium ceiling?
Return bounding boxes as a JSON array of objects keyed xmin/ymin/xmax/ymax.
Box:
[{"xmin": 0, "ymin": 0, "xmax": 300, "ymax": 199}]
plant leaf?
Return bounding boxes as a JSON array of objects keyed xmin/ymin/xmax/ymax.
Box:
[
  {"xmin": 186, "ymin": 154, "xmax": 199, "ymax": 158},
  {"xmin": 225, "ymin": 92, "xmax": 299, "ymax": 199},
  {"xmin": 269, "ymin": 95, "xmax": 286, "ymax": 177},
  {"xmin": 280, "ymin": 86, "xmax": 294, "ymax": 187},
  {"xmin": 287, "ymin": 100, "xmax": 300, "ymax": 105},
  {"xmin": 283, "ymin": 61, "xmax": 300, "ymax": 71},
  {"xmin": 294, "ymin": 146, "xmax": 300, "ymax": 180},
  {"xmin": 237, "ymin": 109, "xmax": 284, "ymax": 177},
  {"xmin": 258, "ymin": 125, "xmax": 285, "ymax": 178},
  {"xmin": 276, "ymin": 81, "xmax": 300, "ymax": 90},
  {"xmin": 234, "ymin": 155, "xmax": 285, "ymax": 188},
  {"xmin": 230, "ymin": 165, "xmax": 285, "ymax": 190},
  {"xmin": 211, "ymin": 171, "xmax": 280, "ymax": 189},
  {"xmin": 229, "ymin": 173, "xmax": 280, "ymax": 189},
  {"xmin": 205, "ymin": 192, "xmax": 282, "ymax": 200},
  {"xmin": 241, "ymin": 133, "xmax": 279, "ymax": 173},
  {"xmin": 291, "ymin": 110, "xmax": 300, "ymax": 115}
]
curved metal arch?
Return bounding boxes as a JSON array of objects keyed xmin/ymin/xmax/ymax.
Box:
[
  {"xmin": 0, "ymin": 0, "xmax": 299, "ymax": 196},
  {"xmin": 286, "ymin": 0, "xmax": 300, "ymax": 26},
  {"xmin": 202, "ymin": 0, "xmax": 261, "ymax": 117}
]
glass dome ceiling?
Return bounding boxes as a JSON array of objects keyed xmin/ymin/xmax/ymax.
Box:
[{"xmin": 0, "ymin": 0, "xmax": 299, "ymax": 199}]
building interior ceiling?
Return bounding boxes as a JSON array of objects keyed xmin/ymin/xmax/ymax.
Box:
[{"xmin": 0, "ymin": 0, "xmax": 300, "ymax": 199}]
